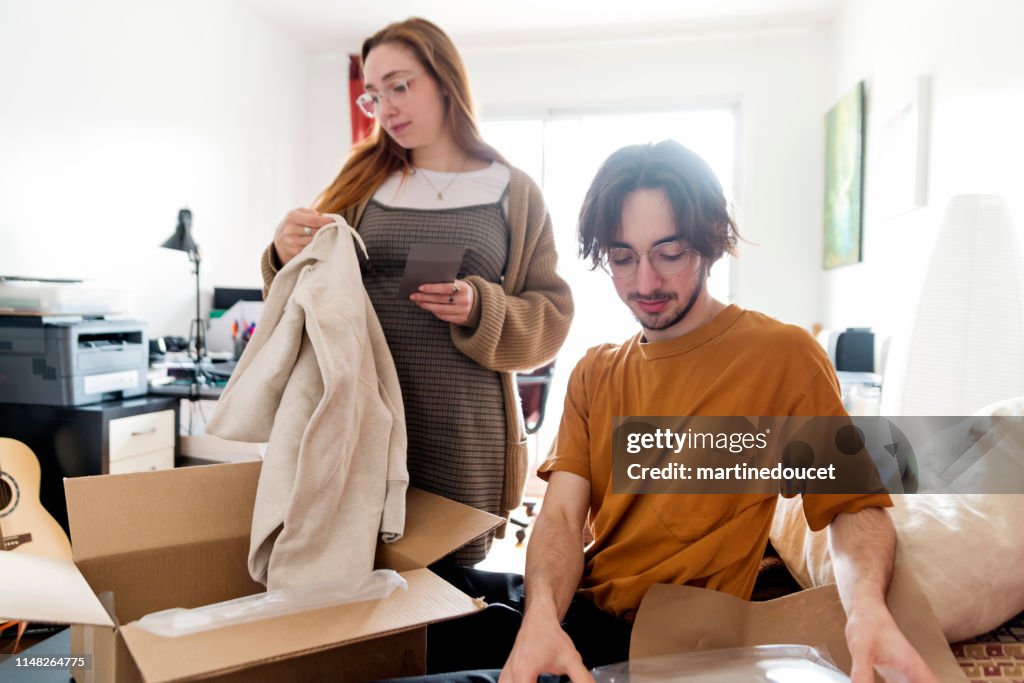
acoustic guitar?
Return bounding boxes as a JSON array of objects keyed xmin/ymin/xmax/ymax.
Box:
[{"xmin": 0, "ymin": 437, "xmax": 73, "ymax": 653}]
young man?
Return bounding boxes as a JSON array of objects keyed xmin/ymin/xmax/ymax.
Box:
[
  {"xmin": 499, "ymin": 141, "xmax": 935, "ymax": 683},
  {"xmin": 394, "ymin": 142, "xmax": 936, "ymax": 683}
]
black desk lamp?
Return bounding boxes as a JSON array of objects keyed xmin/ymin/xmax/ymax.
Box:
[{"xmin": 160, "ymin": 208, "xmax": 206, "ymax": 363}]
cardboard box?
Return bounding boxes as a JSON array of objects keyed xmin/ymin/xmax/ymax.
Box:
[
  {"xmin": 2, "ymin": 461, "xmax": 502, "ymax": 682},
  {"xmin": 629, "ymin": 563, "xmax": 967, "ymax": 682}
]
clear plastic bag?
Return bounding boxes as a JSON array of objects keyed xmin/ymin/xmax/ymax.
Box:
[
  {"xmin": 592, "ymin": 645, "xmax": 851, "ymax": 683},
  {"xmin": 134, "ymin": 569, "xmax": 407, "ymax": 637}
]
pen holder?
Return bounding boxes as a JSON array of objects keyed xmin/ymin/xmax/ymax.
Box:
[{"xmin": 233, "ymin": 336, "xmax": 249, "ymax": 361}]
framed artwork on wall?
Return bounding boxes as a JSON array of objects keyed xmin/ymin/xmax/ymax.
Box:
[
  {"xmin": 823, "ymin": 81, "xmax": 865, "ymax": 269},
  {"xmin": 866, "ymin": 75, "xmax": 932, "ymax": 221}
]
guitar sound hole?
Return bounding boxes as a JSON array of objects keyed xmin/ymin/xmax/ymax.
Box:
[{"xmin": 0, "ymin": 478, "xmax": 11, "ymax": 510}]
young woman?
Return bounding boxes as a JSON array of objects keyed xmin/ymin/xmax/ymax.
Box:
[{"xmin": 260, "ymin": 18, "xmax": 573, "ymax": 565}]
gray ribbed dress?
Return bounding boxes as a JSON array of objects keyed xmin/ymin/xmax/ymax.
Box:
[{"xmin": 359, "ymin": 192, "xmax": 509, "ymax": 565}]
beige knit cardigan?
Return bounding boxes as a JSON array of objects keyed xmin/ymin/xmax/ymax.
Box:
[{"xmin": 261, "ymin": 167, "xmax": 573, "ymax": 516}]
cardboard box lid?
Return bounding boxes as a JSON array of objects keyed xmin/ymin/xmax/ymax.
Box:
[
  {"xmin": 0, "ymin": 551, "xmax": 113, "ymax": 627},
  {"xmin": 376, "ymin": 487, "xmax": 506, "ymax": 571},
  {"xmin": 119, "ymin": 567, "xmax": 481, "ymax": 683},
  {"xmin": 630, "ymin": 565, "xmax": 966, "ymax": 682}
]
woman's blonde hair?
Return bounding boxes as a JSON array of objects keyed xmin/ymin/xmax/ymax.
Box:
[{"xmin": 315, "ymin": 17, "xmax": 505, "ymax": 215}]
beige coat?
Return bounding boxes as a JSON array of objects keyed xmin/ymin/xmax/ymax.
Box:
[
  {"xmin": 212, "ymin": 217, "xmax": 408, "ymax": 590},
  {"xmin": 262, "ymin": 167, "xmax": 573, "ymax": 516}
]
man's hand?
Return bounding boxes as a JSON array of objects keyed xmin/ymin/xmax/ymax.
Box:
[
  {"xmin": 501, "ymin": 471, "xmax": 593, "ymax": 682},
  {"xmin": 500, "ymin": 610, "xmax": 593, "ymax": 683},
  {"xmin": 845, "ymin": 604, "xmax": 938, "ymax": 683},
  {"xmin": 828, "ymin": 507, "xmax": 938, "ymax": 683}
]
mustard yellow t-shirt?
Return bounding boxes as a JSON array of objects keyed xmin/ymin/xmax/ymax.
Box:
[{"xmin": 537, "ymin": 304, "xmax": 892, "ymax": 621}]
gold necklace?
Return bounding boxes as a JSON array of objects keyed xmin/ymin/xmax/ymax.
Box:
[{"xmin": 416, "ymin": 160, "xmax": 467, "ymax": 200}]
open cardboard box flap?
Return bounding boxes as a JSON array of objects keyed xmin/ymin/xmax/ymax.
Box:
[
  {"xmin": 3, "ymin": 461, "xmax": 502, "ymax": 682},
  {"xmin": 630, "ymin": 564, "xmax": 966, "ymax": 682},
  {"xmin": 118, "ymin": 568, "xmax": 477, "ymax": 683},
  {"xmin": 0, "ymin": 551, "xmax": 115, "ymax": 627}
]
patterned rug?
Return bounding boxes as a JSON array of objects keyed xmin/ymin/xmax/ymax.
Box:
[{"xmin": 953, "ymin": 611, "xmax": 1024, "ymax": 683}]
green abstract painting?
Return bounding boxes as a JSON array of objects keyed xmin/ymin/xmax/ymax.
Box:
[{"xmin": 823, "ymin": 81, "xmax": 865, "ymax": 269}]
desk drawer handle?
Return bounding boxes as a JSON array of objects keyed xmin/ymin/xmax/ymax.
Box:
[{"xmin": 131, "ymin": 427, "xmax": 157, "ymax": 436}]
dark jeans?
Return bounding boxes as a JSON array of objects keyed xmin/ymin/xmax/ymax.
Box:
[{"xmin": 376, "ymin": 563, "xmax": 632, "ymax": 683}]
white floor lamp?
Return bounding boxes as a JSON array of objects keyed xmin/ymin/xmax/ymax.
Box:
[{"xmin": 895, "ymin": 195, "xmax": 1024, "ymax": 415}]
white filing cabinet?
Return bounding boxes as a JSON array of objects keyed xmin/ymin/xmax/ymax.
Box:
[{"xmin": 107, "ymin": 408, "xmax": 176, "ymax": 474}]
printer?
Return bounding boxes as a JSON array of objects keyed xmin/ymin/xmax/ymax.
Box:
[{"xmin": 0, "ymin": 315, "xmax": 149, "ymax": 405}]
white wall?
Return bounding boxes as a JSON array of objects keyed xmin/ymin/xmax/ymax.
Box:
[
  {"xmin": 823, "ymin": 0, "xmax": 1024, "ymax": 332},
  {"xmin": 822, "ymin": 0, "xmax": 1024, "ymax": 412},
  {"xmin": 0, "ymin": 0, "xmax": 311, "ymax": 337},
  {"xmin": 307, "ymin": 54, "xmax": 352, "ymax": 201}
]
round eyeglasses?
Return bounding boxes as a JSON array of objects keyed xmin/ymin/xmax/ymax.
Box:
[
  {"xmin": 356, "ymin": 72, "xmax": 422, "ymax": 119},
  {"xmin": 599, "ymin": 242, "xmax": 698, "ymax": 279}
]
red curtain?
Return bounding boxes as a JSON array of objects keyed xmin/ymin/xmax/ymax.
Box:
[{"xmin": 349, "ymin": 54, "xmax": 373, "ymax": 144}]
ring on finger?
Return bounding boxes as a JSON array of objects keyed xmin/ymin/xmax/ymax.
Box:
[
  {"xmin": 451, "ymin": 283, "xmax": 460, "ymax": 294},
  {"xmin": 303, "ymin": 226, "xmax": 312, "ymax": 236},
  {"xmin": 448, "ymin": 295, "xmax": 454, "ymax": 304}
]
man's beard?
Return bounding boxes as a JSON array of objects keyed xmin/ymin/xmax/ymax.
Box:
[{"xmin": 631, "ymin": 268, "xmax": 706, "ymax": 332}]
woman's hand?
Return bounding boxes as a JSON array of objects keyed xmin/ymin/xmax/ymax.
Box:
[
  {"xmin": 272, "ymin": 208, "xmax": 335, "ymax": 266},
  {"xmin": 410, "ymin": 279, "xmax": 475, "ymax": 325}
]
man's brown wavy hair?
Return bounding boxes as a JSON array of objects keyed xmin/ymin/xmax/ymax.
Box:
[{"xmin": 578, "ymin": 140, "xmax": 739, "ymax": 271}]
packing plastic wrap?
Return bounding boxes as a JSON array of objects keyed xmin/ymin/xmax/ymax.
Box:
[
  {"xmin": 592, "ymin": 645, "xmax": 851, "ymax": 683},
  {"xmin": 134, "ymin": 569, "xmax": 407, "ymax": 637}
]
